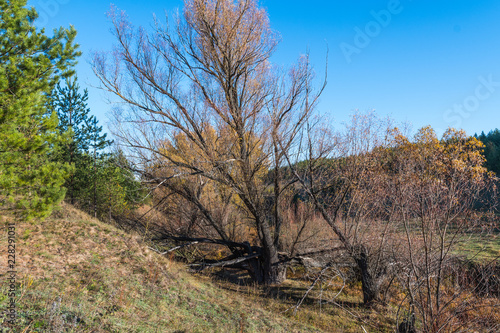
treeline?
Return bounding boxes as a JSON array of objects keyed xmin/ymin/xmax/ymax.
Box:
[{"xmin": 477, "ymin": 129, "xmax": 500, "ymax": 175}]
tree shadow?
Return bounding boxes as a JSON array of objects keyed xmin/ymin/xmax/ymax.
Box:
[{"xmin": 209, "ymin": 267, "xmax": 364, "ymax": 310}]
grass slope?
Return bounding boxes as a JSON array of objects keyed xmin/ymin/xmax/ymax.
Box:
[
  {"xmin": 0, "ymin": 203, "xmax": 321, "ymax": 332},
  {"xmin": 454, "ymin": 233, "xmax": 500, "ymax": 261}
]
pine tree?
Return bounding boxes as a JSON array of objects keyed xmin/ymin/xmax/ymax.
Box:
[
  {"xmin": 48, "ymin": 76, "xmax": 111, "ymax": 204},
  {"xmin": 46, "ymin": 75, "xmax": 144, "ymax": 222},
  {"xmin": 87, "ymin": 115, "xmax": 113, "ymax": 217},
  {"xmin": 476, "ymin": 129, "xmax": 500, "ymax": 174},
  {"xmin": 88, "ymin": 151, "xmax": 143, "ymax": 222},
  {"xmin": 0, "ymin": 0, "xmax": 80, "ymax": 220}
]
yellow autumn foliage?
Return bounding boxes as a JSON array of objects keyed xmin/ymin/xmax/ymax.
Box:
[{"xmin": 387, "ymin": 126, "xmax": 490, "ymax": 186}]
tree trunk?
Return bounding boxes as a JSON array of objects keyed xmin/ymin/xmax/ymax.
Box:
[
  {"xmin": 246, "ymin": 249, "xmax": 286, "ymax": 285},
  {"xmin": 262, "ymin": 254, "xmax": 287, "ymax": 285},
  {"xmin": 257, "ymin": 216, "xmax": 287, "ymax": 285},
  {"xmin": 355, "ymin": 251, "xmax": 382, "ymax": 305}
]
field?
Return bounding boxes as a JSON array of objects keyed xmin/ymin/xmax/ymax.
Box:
[{"xmin": 454, "ymin": 232, "xmax": 500, "ymax": 261}]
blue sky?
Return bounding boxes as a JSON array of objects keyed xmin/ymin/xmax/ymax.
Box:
[{"xmin": 29, "ymin": 0, "xmax": 500, "ymax": 137}]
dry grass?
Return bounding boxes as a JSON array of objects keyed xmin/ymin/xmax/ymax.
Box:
[
  {"xmin": 0, "ymin": 203, "xmax": 321, "ymax": 332},
  {"xmin": 1, "ymin": 203, "xmax": 495, "ymax": 332},
  {"xmin": 208, "ymin": 273, "xmax": 397, "ymax": 333}
]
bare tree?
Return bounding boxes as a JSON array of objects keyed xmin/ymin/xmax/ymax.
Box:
[{"xmin": 92, "ymin": 0, "xmax": 324, "ymax": 284}]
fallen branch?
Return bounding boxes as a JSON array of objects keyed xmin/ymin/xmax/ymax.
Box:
[
  {"xmin": 149, "ymin": 241, "xmax": 200, "ymax": 255},
  {"xmin": 152, "ymin": 236, "xmax": 253, "ymax": 253},
  {"xmin": 190, "ymin": 253, "xmax": 260, "ymax": 270},
  {"xmin": 296, "ymin": 247, "xmax": 343, "ymax": 257}
]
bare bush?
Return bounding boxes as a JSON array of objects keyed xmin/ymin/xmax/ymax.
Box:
[
  {"xmin": 284, "ymin": 112, "xmax": 406, "ymax": 305},
  {"xmin": 384, "ymin": 127, "xmax": 498, "ymax": 332}
]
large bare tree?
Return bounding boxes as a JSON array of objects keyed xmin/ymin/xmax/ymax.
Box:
[{"xmin": 92, "ymin": 0, "xmax": 323, "ymax": 284}]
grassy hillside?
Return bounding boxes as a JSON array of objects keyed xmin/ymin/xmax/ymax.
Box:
[
  {"xmin": 3, "ymin": 204, "xmax": 495, "ymax": 332},
  {"xmin": 0, "ymin": 203, "xmax": 325, "ymax": 332}
]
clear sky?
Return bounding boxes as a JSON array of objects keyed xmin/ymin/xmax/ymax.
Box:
[{"xmin": 29, "ymin": 0, "xmax": 500, "ymax": 137}]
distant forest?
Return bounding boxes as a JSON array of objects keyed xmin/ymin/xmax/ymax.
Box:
[{"xmin": 477, "ymin": 129, "xmax": 500, "ymax": 174}]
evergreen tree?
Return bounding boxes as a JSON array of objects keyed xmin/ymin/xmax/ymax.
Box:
[
  {"xmin": 87, "ymin": 151, "xmax": 144, "ymax": 221},
  {"xmin": 63, "ymin": 150, "xmax": 144, "ymax": 221},
  {"xmin": 47, "ymin": 75, "xmax": 144, "ymax": 221},
  {"xmin": 50, "ymin": 77, "xmax": 93, "ymax": 151},
  {"xmin": 47, "ymin": 76, "xmax": 111, "ymax": 204},
  {"xmin": 476, "ymin": 129, "xmax": 500, "ymax": 174},
  {"xmin": 0, "ymin": 0, "xmax": 79, "ymax": 220}
]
